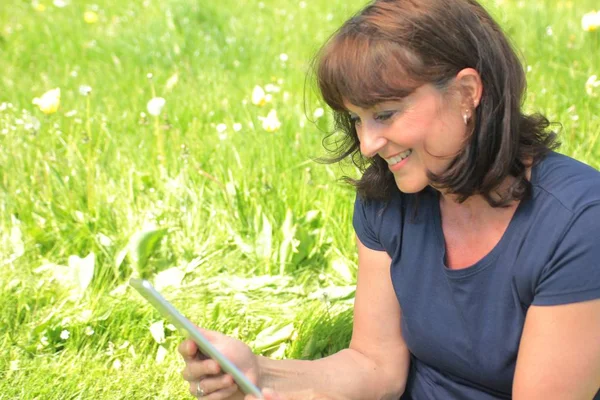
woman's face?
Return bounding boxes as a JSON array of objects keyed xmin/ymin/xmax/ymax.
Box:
[{"xmin": 345, "ymin": 84, "xmax": 469, "ymax": 194}]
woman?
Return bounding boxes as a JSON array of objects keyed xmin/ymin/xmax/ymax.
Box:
[{"xmin": 179, "ymin": 0, "xmax": 600, "ymax": 398}]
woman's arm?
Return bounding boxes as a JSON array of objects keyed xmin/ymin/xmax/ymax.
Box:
[
  {"xmin": 257, "ymin": 237, "xmax": 411, "ymax": 400},
  {"xmin": 513, "ymin": 299, "xmax": 600, "ymax": 399}
]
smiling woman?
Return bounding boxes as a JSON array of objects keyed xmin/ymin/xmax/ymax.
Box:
[
  {"xmin": 314, "ymin": 0, "xmax": 558, "ymax": 206},
  {"xmin": 178, "ymin": 1, "xmax": 600, "ymax": 399},
  {"xmin": 342, "ymin": 80, "xmax": 481, "ymax": 195}
]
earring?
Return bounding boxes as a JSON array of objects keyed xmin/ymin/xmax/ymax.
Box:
[{"xmin": 463, "ymin": 111, "xmax": 469, "ymax": 125}]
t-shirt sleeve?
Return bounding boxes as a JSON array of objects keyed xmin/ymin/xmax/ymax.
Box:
[
  {"xmin": 352, "ymin": 194, "xmax": 386, "ymax": 251},
  {"xmin": 532, "ymin": 201, "xmax": 600, "ymax": 306}
]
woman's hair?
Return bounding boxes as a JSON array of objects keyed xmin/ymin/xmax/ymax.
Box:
[{"xmin": 313, "ymin": 0, "xmax": 559, "ymax": 206}]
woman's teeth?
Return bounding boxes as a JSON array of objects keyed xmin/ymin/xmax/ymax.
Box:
[{"xmin": 386, "ymin": 149, "xmax": 412, "ymax": 165}]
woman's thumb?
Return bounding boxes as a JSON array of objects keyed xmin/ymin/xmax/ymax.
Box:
[{"xmin": 262, "ymin": 388, "xmax": 284, "ymax": 400}]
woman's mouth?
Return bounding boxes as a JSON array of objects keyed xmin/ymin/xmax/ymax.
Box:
[{"xmin": 385, "ymin": 149, "xmax": 412, "ymax": 166}]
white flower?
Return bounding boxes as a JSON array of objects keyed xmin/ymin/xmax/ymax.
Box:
[
  {"xmin": 147, "ymin": 97, "xmax": 166, "ymax": 116},
  {"xmin": 279, "ymin": 53, "xmax": 289, "ymax": 62},
  {"xmin": 313, "ymin": 107, "xmax": 325, "ymax": 119},
  {"xmin": 233, "ymin": 123, "xmax": 242, "ymax": 132},
  {"xmin": 53, "ymin": 0, "xmax": 68, "ymax": 7},
  {"xmin": 264, "ymin": 84, "xmax": 281, "ymax": 93},
  {"xmin": 60, "ymin": 330, "xmax": 70, "ymax": 340},
  {"xmin": 32, "ymin": 88, "xmax": 60, "ymax": 114},
  {"xmin": 259, "ymin": 109, "xmax": 282, "ymax": 132},
  {"xmin": 10, "ymin": 360, "xmax": 19, "ymax": 371},
  {"xmin": 85, "ymin": 326, "xmax": 95, "ymax": 336},
  {"xmin": 585, "ymin": 75, "xmax": 600, "ymax": 97},
  {"xmin": 251, "ymin": 85, "xmax": 267, "ymax": 106},
  {"xmin": 112, "ymin": 359, "xmax": 122, "ymax": 370},
  {"xmin": 79, "ymin": 85, "xmax": 92, "ymax": 96},
  {"xmin": 216, "ymin": 123, "xmax": 227, "ymax": 133},
  {"xmin": 582, "ymin": 11, "xmax": 600, "ymax": 32}
]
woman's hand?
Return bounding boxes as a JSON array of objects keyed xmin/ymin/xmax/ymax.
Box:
[
  {"xmin": 244, "ymin": 388, "xmax": 339, "ymax": 400},
  {"xmin": 179, "ymin": 327, "xmax": 260, "ymax": 399}
]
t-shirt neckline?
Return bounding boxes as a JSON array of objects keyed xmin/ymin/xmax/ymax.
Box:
[{"xmin": 429, "ymin": 163, "xmax": 540, "ymax": 278}]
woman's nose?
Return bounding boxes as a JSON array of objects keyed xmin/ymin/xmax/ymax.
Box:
[{"xmin": 359, "ymin": 125, "xmax": 387, "ymax": 158}]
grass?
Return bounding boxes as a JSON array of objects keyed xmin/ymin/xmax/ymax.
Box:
[{"xmin": 0, "ymin": 0, "xmax": 599, "ymax": 398}]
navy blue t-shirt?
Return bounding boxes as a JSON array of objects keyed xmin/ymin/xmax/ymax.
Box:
[{"xmin": 353, "ymin": 152, "xmax": 600, "ymax": 399}]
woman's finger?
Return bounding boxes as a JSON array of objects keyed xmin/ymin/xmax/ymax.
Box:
[
  {"xmin": 188, "ymin": 375, "xmax": 237, "ymax": 399},
  {"xmin": 244, "ymin": 388, "xmax": 285, "ymax": 400},
  {"xmin": 200, "ymin": 383, "xmax": 239, "ymax": 400},
  {"xmin": 178, "ymin": 339, "xmax": 199, "ymax": 361},
  {"xmin": 181, "ymin": 359, "xmax": 222, "ymax": 381}
]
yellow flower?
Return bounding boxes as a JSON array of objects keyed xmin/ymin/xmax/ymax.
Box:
[
  {"xmin": 32, "ymin": 88, "xmax": 60, "ymax": 114},
  {"xmin": 259, "ymin": 109, "xmax": 282, "ymax": 132},
  {"xmin": 33, "ymin": 1, "xmax": 46, "ymax": 12},
  {"xmin": 84, "ymin": 11, "xmax": 99, "ymax": 24},
  {"xmin": 582, "ymin": 11, "xmax": 600, "ymax": 32}
]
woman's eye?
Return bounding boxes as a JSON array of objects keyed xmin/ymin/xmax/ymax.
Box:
[
  {"xmin": 349, "ymin": 115, "xmax": 361, "ymax": 125},
  {"xmin": 375, "ymin": 111, "xmax": 395, "ymax": 121}
]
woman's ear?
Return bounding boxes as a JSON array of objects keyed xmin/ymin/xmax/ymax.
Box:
[{"xmin": 456, "ymin": 68, "xmax": 483, "ymax": 109}]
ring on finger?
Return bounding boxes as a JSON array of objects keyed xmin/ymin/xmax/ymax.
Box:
[{"xmin": 196, "ymin": 381, "xmax": 205, "ymax": 397}]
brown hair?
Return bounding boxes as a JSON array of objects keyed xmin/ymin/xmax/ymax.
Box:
[{"xmin": 313, "ymin": 0, "xmax": 559, "ymax": 206}]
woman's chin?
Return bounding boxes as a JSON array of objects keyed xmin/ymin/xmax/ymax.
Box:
[{"xmin": 394, "ymin": 178, "xmax": 428, "ymax": 194}]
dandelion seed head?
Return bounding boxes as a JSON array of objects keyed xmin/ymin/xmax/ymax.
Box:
[
  {"xmin": 216, "ymin": 123, "xmax": 227, "ymax": 133},
  {"xmin": 78, "ymin": 85, "xmax": 92, "ymax": 96},
  {"xmin": 147, "ymin": 97, "xmax": 166, "ymax": 116}
]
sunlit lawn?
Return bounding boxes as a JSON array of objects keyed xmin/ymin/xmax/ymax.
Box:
[{"xmin": 0, "ymin": 0, "xmax": 599, "ymax": 398}]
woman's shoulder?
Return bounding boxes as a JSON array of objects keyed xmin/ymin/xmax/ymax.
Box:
[{"xmin": 532, "ymin": 151, "xmax": 600, "ymax": 213}]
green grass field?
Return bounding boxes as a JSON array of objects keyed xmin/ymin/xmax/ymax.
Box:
[{"xmin": 1, "ymin": 0, "xmax": 599, "ymax": 398}]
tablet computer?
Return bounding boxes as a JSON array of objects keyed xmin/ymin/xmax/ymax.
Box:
[{"xmin": 129, "ymin": 278, "xmax": 263, "ymax": 398}]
